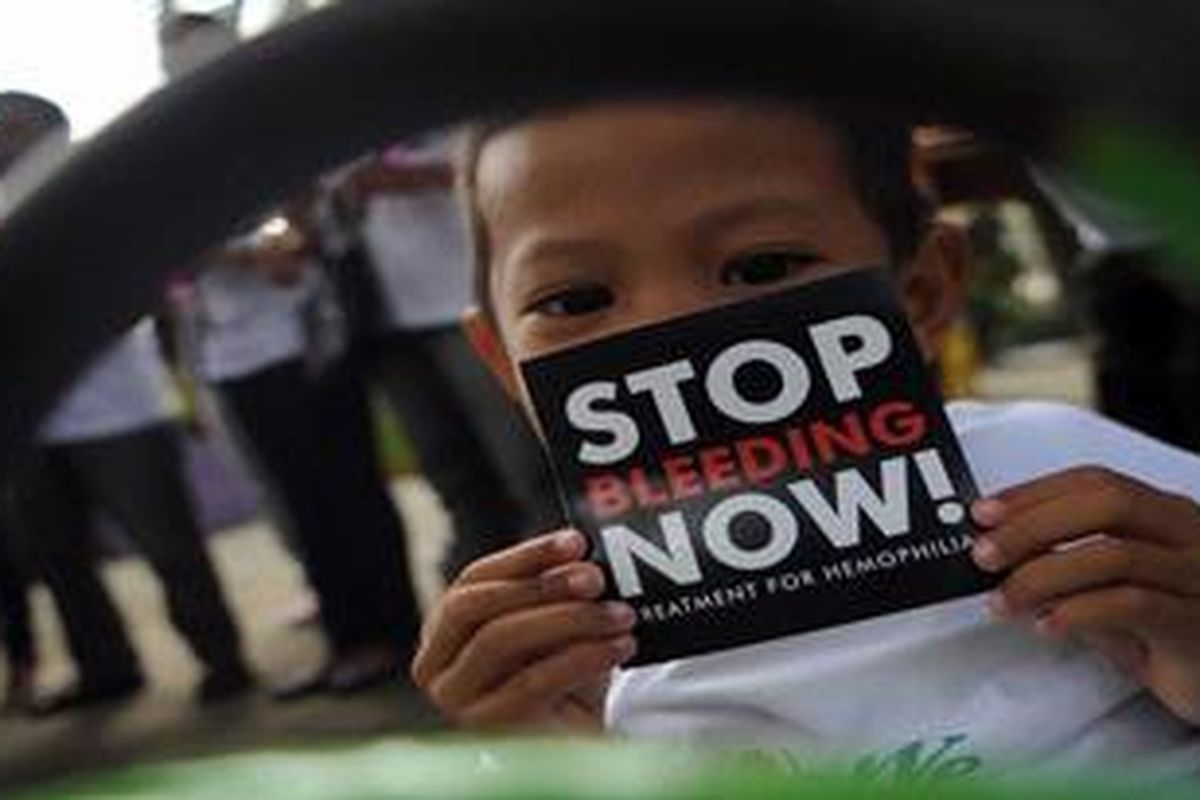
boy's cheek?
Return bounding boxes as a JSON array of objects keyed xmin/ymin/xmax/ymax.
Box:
[
  {"xmin": 899, "ymin": 280, "xmax": 955, "ymax": 364},
  {"xmin": 463, "ymin": 307, "xmax": 524, "ymax": 398},
  {"xmin": 911, "ymin": 324, "xmax": 945, "ymax": 365}
]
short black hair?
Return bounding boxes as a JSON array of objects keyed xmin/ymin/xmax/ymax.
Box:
[
  {"xmin": 459, "ymin": 99, "xmax": 933, "ymax": 315},
  {"xmin": 831, "ymin": 110, "xmax": 931, "ymax": 262}
]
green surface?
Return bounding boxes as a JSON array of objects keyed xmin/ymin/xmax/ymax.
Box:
[{"xmin": 10, "ymin": 740, "xmax": 1195, "ymax": 800}]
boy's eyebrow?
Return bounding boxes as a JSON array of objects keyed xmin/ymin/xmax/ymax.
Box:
[
  {"xmin": 509, "ymin": 235, "xmax": 623, "ymax": 269},
  {"xmin": 687, "ymin": 196, "xmax": 817, "ymax": 237}
]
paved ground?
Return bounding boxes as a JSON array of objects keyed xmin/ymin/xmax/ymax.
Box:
[{"xmin": 0, "ymin": 342, "xmax": 1095, "ymax": 793}]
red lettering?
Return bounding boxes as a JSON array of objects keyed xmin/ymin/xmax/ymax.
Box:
[
  {"xmin": 785, "ymin": 427, "xmax": 813, "ymax": 471},
  {"xmin": 629, "ymin": 467, "xmax": 671, "ymax": 507},
  {"xmin": 663, "ymin": 455, "xmax": 704, "ymax": 500},
  {"xmin": 869, "ymin": 400, "xmax": 927, "ymax": 447},
  {"xmin": 585, "ymin": 474, "xmax": 631, "ymax": 520},
  {"xmin": 811, "ymin": 413, "xmax": 870, "ymax": 463},
  {"xmin": 698, "ymin": 446, "xmax": 741, "ymax": 492},
  {"xmin": 736, "ymin": 436, "xmax": 788, "ymax": 484}
]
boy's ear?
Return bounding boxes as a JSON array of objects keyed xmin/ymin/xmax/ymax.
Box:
[
  {"xmin": 462, "ymin": 306, "xmax": 521, "ymax": 398},
  {"xmin": 900, "ymin": 221, "xmax": 970, "ymax": 359}
]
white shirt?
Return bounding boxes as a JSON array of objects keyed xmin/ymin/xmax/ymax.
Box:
[
  {"xmin": 194, "ymin": 260, "xmax": 318, "ymax": 382},
  {"xmin": 607, "ymin": 401, "xmax": 1200, "ymax": 781},
  {"xmin": 38, "ymin": 320, "xmax": 179, "ymax": 444},
  {"xmin": 359, "ymin": 137, "xmax": 473, "ymax": 331}
]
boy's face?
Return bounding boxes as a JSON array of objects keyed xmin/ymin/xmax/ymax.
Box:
[{"xmin": 469, "ymin": 101, "xmax": 965, "ymax": 400}]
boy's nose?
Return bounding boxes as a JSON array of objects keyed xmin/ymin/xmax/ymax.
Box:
[
  {"xmin": 631, "ymin": 268, "xmax": 716, "ymax": 326},
  {"xmin": 628, "ymin": 260, "xmax": 720, "ymax": 328}
]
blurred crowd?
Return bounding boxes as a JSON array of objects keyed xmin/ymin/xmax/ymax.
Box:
[
  {"xmin": 0, "ymin": 12, "xmax": 560, "ymax": 717},
  {"xmin": 2, "ymin": 9, "xmax": 1196, "ymax": 725}
]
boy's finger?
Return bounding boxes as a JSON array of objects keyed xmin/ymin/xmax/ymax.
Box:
[
  {"xmin": 1053, "ymin": 597, "xmax": 1200, "ymax": 726},
  {"xmin": 456, "ymin": 637, "xmax": 634, "ymax": 729},
  {"xmin": 980, "ymin": 467, "xmax": 1200, "ymax": 537},
  {"xmin": 412, "ymin": 563, "xmax": 606, "ymax": 687},
  {"xmin": 413, "ymin": 577, "xmax": 548, "ymax": 687},
  {"xmin": 993, "ymin": 538, "xmax": 1200, "ymax": 619},
  {"xmin": 1036, "ymin": 585, "xmax": 1196, "ymax": 642},
  {"xmin": 983, "ymin": 466, "xmax": 1118, "ymax": 520},
  {"xmin": 456, "ymin": 529, "xmax": 588, "ymax": 585},
  {"xmin": 973, "ymin": 478, "xmax": 1200, "ymax": 571},
  {"xmin": 427, "ymin": 601, "xmax": 636, "ymax": 713}
]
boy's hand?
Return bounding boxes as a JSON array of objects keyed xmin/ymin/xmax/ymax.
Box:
[
  {"xmin": 972, "ymin": 466, "xmax": 1200, "ymax": 725},
  {"xmin": 411, "ymin": 530, "xmax": 637, "ymax": 731}
]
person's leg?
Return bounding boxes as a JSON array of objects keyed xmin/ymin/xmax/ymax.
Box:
[
  {"xmin": 7, "ymin": 446, "xmax": 143, "ymax": 696},
  {"xmin": 206, "ymin": 386, "xmax": 317, "ymax": 626},
  {"xmin": 219, "ymin": 360, "xmax": 420, "ymax": 662},
  {"xmin": 0, "ymin": 522, "xmax": 36, "ymax": 711},
  {"xmin": 67, "ymin": 427, "xmax": 248, "ymax": 695},
  {"xmin": 306, "ymin": 355, "xmax": 422, "ymax": 653},
  {"xmin": 371, "ymin": 329, "xmax": 528, "ymax": 579},
  {"xmin": 0, "ymin": 526, "xmax": 33, "ymax": 666},
  {"xmin": 219, "ymin": 362, "xmax": 358, "ymax": 657},
  {"xmin": 205, "ymin": 383, "xmax": 305, "ymax": 554}
]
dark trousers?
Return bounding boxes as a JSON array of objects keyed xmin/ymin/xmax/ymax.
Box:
[
  {"xmin": 9, "ymin": 424, "xmax": 243, "ymax": 685},
  {"xmin": 217, "ymin": 357, "xmax": 421, "ymax": 654},
  {"xmin": 1087, "ymin": 252, "xmax": 1200, "ymax": 451},
  {"xmin": 0, "ymin": 525, "xmax": 33, "ymax": 668},
  {"xmin": 370, "ymin": 326, "xmax": 563, "ymax": 579}
]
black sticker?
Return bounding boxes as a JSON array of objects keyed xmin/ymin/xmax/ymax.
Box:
[{"xmin": 521, "ymin": 269, "xmax": 996, "ymax": 666}]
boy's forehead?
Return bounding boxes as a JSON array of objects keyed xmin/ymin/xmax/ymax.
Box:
[{"xmin": 475, "ymin": 100, "xmax": 854, "ymax": 212}]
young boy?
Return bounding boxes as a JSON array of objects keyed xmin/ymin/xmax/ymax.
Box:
[{"xmin": 411, "ymin": 100, "xmax": 1200, "ymax": 777}]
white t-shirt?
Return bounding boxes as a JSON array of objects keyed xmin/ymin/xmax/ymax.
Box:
[
  {"xmin": 607, "ymin": 401, "xmax": 1200, "ymax": 781},
  {"xmin": 194, "ymin": 260, "xmax": 318, "ymax": 382},
  {"xmin": 38, "ymin": 320, "xmax": 178, "ymax": 444},
  {"xmin": 359, "ymin": 137, "xmax": 473, "ymax": 331}
]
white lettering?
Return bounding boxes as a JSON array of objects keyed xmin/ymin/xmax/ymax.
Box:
[
  {"xmin": 602, "ymin": 511, "xmax": 701, "ymax": 597},
  {"xmin": 625, "ymin": 360, "xmax": 699, "ymax": 445},
  {"xmin": 705, "ymin": 340, "xmax": 811, "ymax": 423},
  {"xmin": 566, "ymin": 381, "xmax": 640, "ymax": 465},
  {"xmin": 809, "ymin": 315, "xmax": 892, "ymax": 402},
  {"xmin": 786, "ymin": 456, "xmax": 911, "ymax": 548},
  {"xmin": 702, "ymin": 493, "xmax": 799, "ymax": 571}
]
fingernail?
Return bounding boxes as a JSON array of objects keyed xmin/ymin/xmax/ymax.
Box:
[
  {"xmin": 553, "ymin": 529, "xmax": 585, "ymax": 556},
  {"xmin": 612, "ymin": 636, "xmax": 637, "ymax": 664},
  {"xmin": 566, "ymin": 569, "xmax": 603, "ymax": 597},
  {"xmin": 1034, "ymin": 610, "xmax": 1061, "ymax": 639},
  {"xmin": 971, "ymin": 498, "xmax": 1007, "ymax": 528},
  {"xmin": 987, "ymin": 591, "xmax": 1010, "ymax": 620},
  {"xmin": 972, "ymin": 536, "xmax": 1004, "ymax": 572},
  {"xmin": 604, "ymin": 602, "xmax": 637, "ymax": 628}
]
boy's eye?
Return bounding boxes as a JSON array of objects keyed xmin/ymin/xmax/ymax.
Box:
[
  {"xmin": 719, "ymin": 250, "xmax": 823, "ymax": 287},
  {"xmin": 527, "ymin": 284, "xmax": 614, "ymax": 317}
]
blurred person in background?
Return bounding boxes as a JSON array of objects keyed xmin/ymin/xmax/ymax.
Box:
[
  {"xmin": 10, "ymin": 320, "xmax": 253, "ymax": 713},
  {"xmin": 0, "ymin": 90, "xmax": 67, "ymax": 714},
  {"xmin": 162, "ymin": 9, "xmax": 560, "ymax": 582},
  {"xmin": 1, "ymin": 92, "xmax": 250, "ymax": 715},
  {"xmin": 330, "ymin": 137, "xmax": 562, "ymax": 580},
  {"xmin": 186, "ymin": 209, "xmax": 422, "ymax": 697},
  {"xmin": 161, "ymin": 5, "xmax": 422, "ymax": 700}
]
